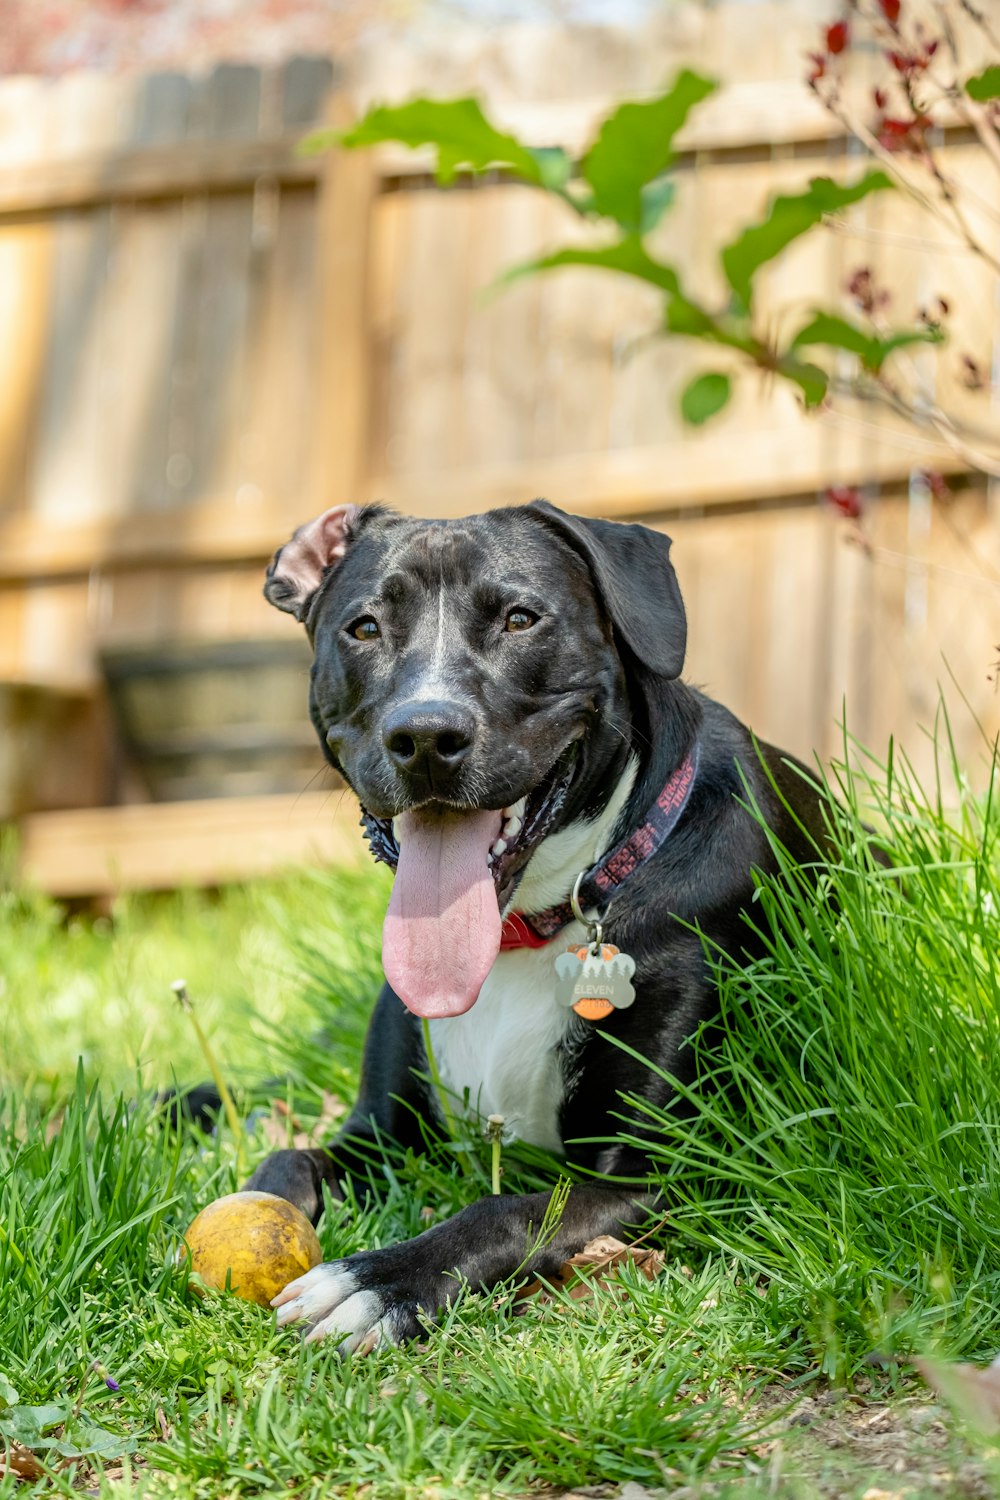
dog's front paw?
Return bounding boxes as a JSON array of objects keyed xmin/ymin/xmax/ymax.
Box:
[{"xmin": 271, "ymin": 1253, "xmax": 429, "ymax": 1354}]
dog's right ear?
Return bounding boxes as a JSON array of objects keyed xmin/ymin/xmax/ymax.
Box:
[
  {"xmin": 264, "ymin": 504, "xmax": 359, "ymax": 622},
  {"xmin": 528, "ymin": 500, "xmax": 687, "ymax": 679}
]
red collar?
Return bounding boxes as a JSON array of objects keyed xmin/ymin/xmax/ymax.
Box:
[
  {"xmin": 498, "ymin": 744, "xmax": 699, "ymax": 951},
  {"xmin": 499, "ymin": 911, "xmax": 553, "ymax": 950}
]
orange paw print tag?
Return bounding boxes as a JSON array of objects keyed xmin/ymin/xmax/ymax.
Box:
[{"xmin": 554, "ymin": 941, "xmax": 636, "ymax": 1020}]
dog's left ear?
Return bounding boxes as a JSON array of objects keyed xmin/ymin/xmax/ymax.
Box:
[
  {"xmin": 264, "ymin": 504, "xmax": 360, "ymax": 622},
  {"xmin": 529, "ymin": 500, "xmax": 687, "ymax": 678}
]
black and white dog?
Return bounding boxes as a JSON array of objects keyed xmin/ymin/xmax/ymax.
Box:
[{"xmin": 248, "ymin": 500, "xmax": 827, "ymax": 1353}]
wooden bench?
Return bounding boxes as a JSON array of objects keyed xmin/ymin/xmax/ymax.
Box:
[
  {"xmin": 0, "ymin": 679, "xmax": 104, "ymax": 820},
  {"xmin": 16, "ymin": 791, "xmax": 367, "ymax": 898}
]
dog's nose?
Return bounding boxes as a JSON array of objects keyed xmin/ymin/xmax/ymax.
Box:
[{"xmin": 383, "ymin": 701, "xmax": 476, "ymax": 777}]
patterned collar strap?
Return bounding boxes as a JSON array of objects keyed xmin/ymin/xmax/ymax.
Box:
[{"xmin": 499, "ymin": 740, "xmax": 701, "ymax": 950}]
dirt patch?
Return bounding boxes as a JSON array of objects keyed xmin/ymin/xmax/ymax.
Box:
[
  {"xmin": 748, "ymin": 1379, "xmax": 997, "ymax": 1498},
  {"xmin": 552, "ymin": 1382, "xmax": 999, "ymax": 1499}
]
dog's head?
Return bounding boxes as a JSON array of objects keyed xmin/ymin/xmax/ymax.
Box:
[{"xmin": 265, "ymin": 501, "xmax": 687, "ymax": 1017}]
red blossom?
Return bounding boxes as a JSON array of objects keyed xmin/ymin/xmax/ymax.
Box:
[
  {"xmin": 917, "ymin": 470, "xmax": 951, "ymax": 502},
  {"xmin": 847, "ymin": 265, "xmax": 891, "ymax": 314},
  {"xmin": 826, "ymin": 19, "xmax": 850, "ymax": 53},
  {"xmin": 808, "ymin": 51, "xmax": 828, "ymax": 83},
  {"xmin": 878, "ymin": 0, "xmax": 901, "ymax": 21},
  {"xmin": 824, "ymin": 486, "xmax": 864, "ymax": 519},
  {"xmin": 877, "ymin": 113, "xmax": 932, "ymax": 152},
  {"xmin": 887, "ymin": 40, "xmax": 938, "ymax": 76},
  {"xmin": 960, "ymin": 354, "xmax": 986, "ymax": 390},
  {"xmin": 918, "ymin": 296, "xmax": 950, "ymax": 329},
  {"xmin": 888, "ymin": 49, "xmax": 917, "ymax": 74}
]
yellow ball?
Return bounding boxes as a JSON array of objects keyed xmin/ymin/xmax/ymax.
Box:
[{"xmin": 181, "ymin": 1190, "xmax": 322, "ymax": 1308}]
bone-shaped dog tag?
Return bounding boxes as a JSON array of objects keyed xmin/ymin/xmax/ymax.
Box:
[{"xmin": 554, "ymin": 943, "xmax": 636, "ymax": 1021}]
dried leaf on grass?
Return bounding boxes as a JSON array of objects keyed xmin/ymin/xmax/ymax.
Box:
[
  {"xmin": 260, "ymin": 1092, "xmax": 345, "ymax": 1151},
  {"xmin": 0, "ymin": 1440, "xmax": 46, "ymax": 1481},
  {"xmin": 915, "ymin": 1355, "xmax": 1000, "ymax": 1434},
  {"xmin": 516, "ymin": 1234, "xmax": 665, "ymax": 1308}
]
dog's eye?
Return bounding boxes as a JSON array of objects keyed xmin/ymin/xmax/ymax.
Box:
[
  {"xmin": 504, "ymin": 608, "xmax": 538, "ymax": 633},
  {"xmin": 348, "ymin": 616, "xmax": 380, "ymax": 641}
]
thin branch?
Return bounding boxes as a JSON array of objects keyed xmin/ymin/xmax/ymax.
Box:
[
  {"xmin": 825, "ymin": 362, "xmax": 1000, "ymax": 451},
  {"xmin": 914, "ymin": 125, "xmax": 1000, "ymax": 266},
  {"xmin": 873, "ymin": 377, "xmax": 1000, "ymax": 479},
  {"xmin": 825, "ymin": 216, "xmax": 975, "ymax": 252},
  {"xmin": 955, "ymin": 0, "xmax": 1000, "ymax": 55},
  {"xmin": 822, "ymin": 398, "xmax": 956, "ymax": 457},
  {"xmin": 933, "ymin": 0, "xmax": 1000, "ymax": 185},
  {"xmin": 816, "ymin": 81, "xmax": 1000, "ymax": 272},
  {"xmin": 850, "ymin": 539, "xmax": 1000, "ymax": 593},
  {"xmin": 928, "ymin": 153, "xmax": 1000, "ymax": 231},
  {"xmin": 957, "ymin": 94, "xmax": 1000, "ymax": 180}
]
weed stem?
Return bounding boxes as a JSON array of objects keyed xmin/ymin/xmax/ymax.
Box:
[{"xmin": 171, "ymin": 980, "xmax": 247, "ymax": 1179}]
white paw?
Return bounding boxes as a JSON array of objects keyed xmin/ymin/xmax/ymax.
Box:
[{"xmin": 271, "ymin": 1261, "xmax": 394, "ymax": 1354}]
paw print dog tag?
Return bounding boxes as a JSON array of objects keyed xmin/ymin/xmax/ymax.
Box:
[
  {"xmin": 554, "ymin": 943, "xmax": 636, "ymax": 1021},
  {"xmin": 554, "ymin": 871, "xmax": 636, "ymax": 1021}
]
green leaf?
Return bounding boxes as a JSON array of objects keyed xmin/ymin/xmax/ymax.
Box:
[
  {"xmin": 791, "ymin": 313, "xmax": 873, "ymax": 362},
  {"xmin": 665, "ymin": 293, "xmax": 758, "ymax": 356},
  {"xmin": 501, "ymin": 238, "xmax": 679, "ymax": 295},
  {"xmin": 308, "ymin": 98, "xmax": 572, "ymax": 190},
  {"xmin": 639, "ymin": 177, "xmax": 677, "ymax": 235},
  {"xmin": 871, "ymin": 328, "xmax": 945, "ymax": 367},
  {"xmin": 721, "ymin": 172, "xmax": 894, "ymax": 311},
  {"xmin": 777, "ymin": 356, "xmax": 828, "ymax": 408},
  {"xmin": 791, "ymin": 312, "xmax": 942, "ymax": 373},
  {"xmin": 528, "ymin": 145, "xmax": 575, "ymax": 192},
  {"xmin": 63, "ymin": 1424, "xmax": 135, "ymax": 1460},
  {"xmin": 0, "ymin": 1377, "xmax": 19, "ymax": 1409},
  {"xmin": 681, "ymin": 372, "xmax": 732, "ymax": 425},
  {"xmin": 580, "ymin": 71, "xmax": 716, "ymax": 230},
  {"xmin": 0, "ymin": 1404, "xmax": 66, "ymax": 1443},
  {"xmin": 965, "ymin": 66, "xmax": 1000, "ymax": 102}
]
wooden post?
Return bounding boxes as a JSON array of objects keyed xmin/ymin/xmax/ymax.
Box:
[{"xmin": 310, "ymin": 96, "xmax": 377, "ymax": 516}]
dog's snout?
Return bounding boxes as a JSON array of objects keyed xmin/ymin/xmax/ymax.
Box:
[{"xmin": 383, "ymin": 700, "xmax": 476, "ymax": 777}]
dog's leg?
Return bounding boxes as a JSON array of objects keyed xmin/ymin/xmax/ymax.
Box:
[{"xmin": 271, "ymin": 1179, "xmax": 650, "ymax": 1353}]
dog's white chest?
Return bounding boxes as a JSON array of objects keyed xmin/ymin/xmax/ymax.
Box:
[
  {"xmin": 427, "ymin": 926, "xmax": 587, "ymax": 1154},
  {"xmin": 422, "ymin": 763, "xmax": 637, "ymax": 1156}
]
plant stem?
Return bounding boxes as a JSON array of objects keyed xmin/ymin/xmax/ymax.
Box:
[
  {"xmin": 486, "ymin": 1114, "xmax": 505, "ymax": 1195},
  {"xmin": 171, "ymin": 980, "xmax": 247, "ymax": 1180}
]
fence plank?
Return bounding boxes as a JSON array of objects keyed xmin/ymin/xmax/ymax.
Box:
[
  {"xmin": 0, "ymin": 221, "xmax": 52, "ymax": 517},
  {"xmin": 310, "ymin": 101, "xmax": 376, "ymax": 513},
  {"xmin": 0, "ymin": 428, "xmax": 965, "ymax": 585},
  {"xmin": 18, "ymin": 791, "xmax": 366, "ymax": 896},
  {"xmin": 0, "ymin": 137, "xmax": 319, "ymax": 218}
]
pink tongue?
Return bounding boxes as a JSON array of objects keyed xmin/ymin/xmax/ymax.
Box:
[{"xmin": 383, "ymin": 807, "xmax": 503, "ymax": 1018}]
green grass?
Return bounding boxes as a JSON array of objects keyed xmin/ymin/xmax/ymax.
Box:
[
  {"xmin": 0, "ymin": 856, "xmax": 389, "ymax": 1101},
  {"xmin": 1, "ymin": 714, "xmax": 999, "ymax": 1497},
  {"xmin": 629, "ymin": 724, "xmax": 1000, "ymax": 1377}
]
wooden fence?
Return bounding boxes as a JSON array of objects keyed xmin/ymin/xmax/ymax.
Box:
[{"xmin": 1, "ymin": 5, "xmax": 997, "ymax": 889}]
